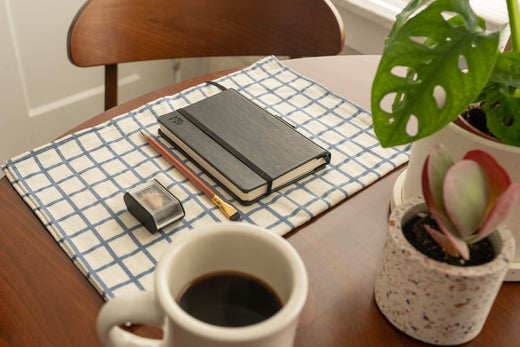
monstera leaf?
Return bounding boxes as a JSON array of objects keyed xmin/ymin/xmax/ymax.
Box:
[
  {"xmin": 371, "ymin": 0, "xmax": 500, "ymax": 147},
  {"xmin": 479, "ymin": 51, "xmax": 520, "ymax": 146}
]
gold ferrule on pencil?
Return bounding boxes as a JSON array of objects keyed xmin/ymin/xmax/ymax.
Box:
[
  {"xmin": 140, "ymin": 131, "xmax": 240, "ymax": 221},
  {"xmin": 211, "ymin": 195, "xmax": 240, "ymax": 221}
]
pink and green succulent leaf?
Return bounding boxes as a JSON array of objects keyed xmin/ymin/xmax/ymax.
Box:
[
  {"xmin": 425, "ymin": 143, "xmax": 454, "ymax": 210},
  {"xmin": 428, "ymin": 207, "xmax": 471, "ymax": 260},
  {"xmin": 422, "ymin": 144, "xmax": 460, "ymax": 238},
  {"xmin": 424, "ymin": 224, "xmax": 462, "ymax": 258},
  {"xmin": 462, "ymin": 149, "xmax": 520, "ymax": 243},
  {"xmin": 421, "ymin": 143, "xmax": 519, "ymax": 260},
  {"xmin": 472, "ymin": 183, "xmax": 520, "ymax": 243},
  {"xmin": 442, "ymin": 160, "xmax": 489, "ymax": 239},
  {"xmin": 464, "ymin": 149, "xmax": 512, "ymax": 207},
  {"xmin": 422, "ymin": 151, "xmax": 473, "ymax": 260}
]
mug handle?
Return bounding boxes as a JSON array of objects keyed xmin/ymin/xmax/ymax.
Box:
[{"xmin": 97, "ymin": 291, "xmax": 167, "ymax": 347}]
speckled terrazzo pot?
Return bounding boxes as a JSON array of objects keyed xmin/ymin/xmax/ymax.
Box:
[{"xmin": 374, "ymin": 197, "xmax": 515, "ymax": 345}]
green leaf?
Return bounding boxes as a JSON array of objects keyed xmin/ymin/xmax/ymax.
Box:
[
  {"xmin": 424, "ymin": 143, "xmax": 453, "ymax": 210},
  {"xmin": 424, "ymin": 224, "xmax": 462, "ymax": 258},
  {"xmin": 506, "ymin": 0, "xmax": 520, "ymax": 51},
  {"xmin": 474, "ymin": 183, "xmax": 520, "ymax": 243},
  {"xmin": 486, "ymin": 51, "xmax": 520, "ymax": 89},
  {"xmin": 464, "ymin": 149, "xmax": 512, "ymax": 203},
  {"xmin": 443, "ymin": 160, "xmax": 488, "ymax": 239},
  {"xmin": 371, "ymin": 0, "xmax": 500, "ymax": 147},
  {"xmin": 479, "ymin": 51, "xmax": 520, "ymax": 146},
  {"xmin": 485, "ymin": 94, "xmax": 520, "ymax": 146}
]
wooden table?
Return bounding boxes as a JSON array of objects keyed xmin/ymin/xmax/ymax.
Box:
[{"xmin": 1, "ymin": 56, "xmax": 519, "ymax": 346}]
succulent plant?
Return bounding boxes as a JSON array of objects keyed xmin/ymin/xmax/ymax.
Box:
[{"xmin": 421, "ymin": 143, "xmax": 520, "ymax": 260}]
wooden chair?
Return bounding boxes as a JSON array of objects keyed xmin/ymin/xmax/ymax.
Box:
[{"xmin": 67, "ymin": 0, "xmax": 345, "ymax": 110}]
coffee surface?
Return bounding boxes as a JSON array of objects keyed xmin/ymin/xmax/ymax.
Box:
[{"xmin": 177, "ymin": 271, "xmax": 282, "ymax": 327}]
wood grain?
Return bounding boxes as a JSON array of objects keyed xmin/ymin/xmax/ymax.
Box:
[
  {"xmin": 68, "ymin": 0, "xmax": 345, "ymax": 109},
  {"xmin": 68, "ymin": 0, "xmax": 344, "ymax": 66}
]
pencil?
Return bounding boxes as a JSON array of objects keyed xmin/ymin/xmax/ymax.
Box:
[{"xmin": 140, "ymin": 131, "xmax": 240, "ymax": 221}]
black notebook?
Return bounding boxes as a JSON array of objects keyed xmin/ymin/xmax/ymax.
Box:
[{"xmin": 157, "ymin": 88, "xmax": 331, "ymax": 205}]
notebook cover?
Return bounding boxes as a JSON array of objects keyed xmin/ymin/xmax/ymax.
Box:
[{"xmin": 157, "ymin": 89, "xmax": 330, "ymax": 204}]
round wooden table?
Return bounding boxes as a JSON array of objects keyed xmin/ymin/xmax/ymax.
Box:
[{"xmin": 1, "ymin": 55, "xmax": 519, "ymax": 346}]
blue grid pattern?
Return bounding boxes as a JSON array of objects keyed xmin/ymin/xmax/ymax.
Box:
[{"xmin": 2, "ymin": 56, "xmax": 410, "ymax": 299}]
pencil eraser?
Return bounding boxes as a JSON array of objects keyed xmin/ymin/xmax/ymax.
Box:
[
  {"xmin": 124, "ymin": 179, "xmax": 184, "ymax": 233},
  {"xmin": 229, "ymin": 211, "xmax": 240, "ymax": 221}
]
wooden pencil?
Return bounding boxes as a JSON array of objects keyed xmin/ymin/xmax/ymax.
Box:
[{"xmin": 140, "ymin": 131, "xmax": 240, "ymax": 221}]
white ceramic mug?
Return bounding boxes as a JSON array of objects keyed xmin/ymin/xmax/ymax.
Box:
[{"xmin": 96, "ymin": 222, "xmax": 308, "ymax": 347}]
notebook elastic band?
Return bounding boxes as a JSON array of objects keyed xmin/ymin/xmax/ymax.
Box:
[
  {"xmin": 205, "ymin": 81, "xmax": 227, "ymax": 91},
  {"xmin": 177, "ymin": 107, "xmax": 274, "ymax": 194}
]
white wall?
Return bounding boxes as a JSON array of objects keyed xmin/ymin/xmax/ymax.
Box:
[
  {"xmin": 0, "ymin": 0, "xmax": 175, "ymax": 166},
  {"xmin": 331, "ymin": 0, "xmax": 511, "ymax": 54}
]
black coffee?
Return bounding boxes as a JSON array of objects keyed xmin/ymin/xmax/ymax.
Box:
[{"xmin": 176, "ymin": 271, "xmax": 282, "ymax": 327}]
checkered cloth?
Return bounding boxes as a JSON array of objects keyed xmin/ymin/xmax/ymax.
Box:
[{"xmin": 2, "ymin": 56, "xmax": 410, "ymax": 299}]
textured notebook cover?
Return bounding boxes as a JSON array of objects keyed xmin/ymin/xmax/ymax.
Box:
[{"xmin": 158, "ymin": 88, "xmax": 331, "ymax": 204}]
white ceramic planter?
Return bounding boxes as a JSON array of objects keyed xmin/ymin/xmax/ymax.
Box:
[
  {"xmin": 375, "ymin": 197, "xmax": 515, "ymax": 345},
  {"xmin": 392, "ymin": 121, "xmax": 520, "ymax": 280}
]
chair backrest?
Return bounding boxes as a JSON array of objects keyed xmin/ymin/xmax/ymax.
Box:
[{"xmin": 67, "ymin": 0, "xmax": 345, "ymax": 110}]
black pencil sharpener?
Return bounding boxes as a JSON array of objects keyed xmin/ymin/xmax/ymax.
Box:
[{"xmin": 124, "ymin": 179, "xmax": 185, "ymax": 233}]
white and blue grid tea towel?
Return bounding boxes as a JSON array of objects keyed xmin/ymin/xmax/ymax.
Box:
[{"xmin": 2, "ymin": 56, "xmax": 410, "ymax": 299}]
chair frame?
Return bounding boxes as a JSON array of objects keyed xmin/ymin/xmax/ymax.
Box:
[{"xmin": 68, "ymin": 0, "xmax": 345, "ymax": 110}]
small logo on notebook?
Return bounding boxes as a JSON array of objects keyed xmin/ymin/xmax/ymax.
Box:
[{"xmin": 169, "ymin": 115, "xmax": 184, "ymax": 125}]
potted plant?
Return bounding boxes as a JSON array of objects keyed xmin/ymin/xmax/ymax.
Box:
[
  {"xmin": 370, "ymin": 0, "xmax": 520, "ymax": 279},
  {"xmin": 374, "ymin": 143, "xmax": 519, "ymax": 345}
]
